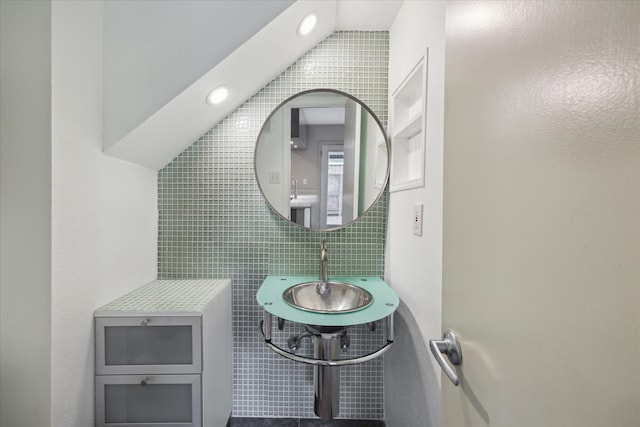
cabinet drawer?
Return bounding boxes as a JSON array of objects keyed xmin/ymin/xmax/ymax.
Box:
[
  {"xmin": 96, "ymin": 374, "xmax": 201, "ymax": 427},
  {"xmin": 96, "ymin": 316, "xmax": 201, "ymax": 375}
]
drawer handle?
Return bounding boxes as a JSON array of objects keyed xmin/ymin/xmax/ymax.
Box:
[
  {"xmin": 140, "ymin": 318, "xmax": 150, "ymax": 327},
  {"xmin": 140, "ymin": 377, "xmax": 149, "ymax": 386}
]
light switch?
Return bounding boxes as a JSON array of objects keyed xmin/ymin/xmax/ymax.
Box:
[{"xmin": 413, "ymin": 203, "xmax": 423, "ymax": 236}]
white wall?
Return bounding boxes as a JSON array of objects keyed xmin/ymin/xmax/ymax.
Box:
[
  {"xmin": 384, "ymin": 2, "xmax": 447, "ymax": 426},
  {"xmin": 361, "ymin": 116, "xmax": 384, "ymax": 214},
  {"xmin": 256, "ymin": 106, "xmax": 288, "ymax": 214},
  {"xmin": 102, "ymin": 0, "xmax": 294, "ymax": 150},
  {"xmin": 51, "ymin": 2, "xmax": 157, "ymax": 426},
  {"xmin": 0, "ymin": 1, "xmax": 52, "ymax": 426}
]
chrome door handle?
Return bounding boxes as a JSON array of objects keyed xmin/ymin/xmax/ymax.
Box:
[{"xmin": 429, "ymin": 329, "xmax": 462, "ymax": 386}]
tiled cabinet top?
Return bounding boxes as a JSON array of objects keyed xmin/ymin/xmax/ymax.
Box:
[{"xmin": 95, "ymin": 279, "xmax": 231, "ymax": 316}]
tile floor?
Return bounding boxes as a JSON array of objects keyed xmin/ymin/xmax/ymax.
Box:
[{"xmin": 230, "ymin": 417, "xmax": 385, "ymax": 427}]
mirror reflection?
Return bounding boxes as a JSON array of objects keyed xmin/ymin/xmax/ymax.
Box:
[{"xmin": 255, "ymin": 90, "xmax": 389, "ymax": 230}]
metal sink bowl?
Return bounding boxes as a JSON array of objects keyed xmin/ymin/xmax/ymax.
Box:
[{"xmin": 282, "ymin": 281, "xmax": 373, "ymax": 314}]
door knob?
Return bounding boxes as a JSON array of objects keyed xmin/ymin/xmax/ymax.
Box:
[{"xmin": 429, "ymin": 329, "xmax": 462, "ymax": 386}]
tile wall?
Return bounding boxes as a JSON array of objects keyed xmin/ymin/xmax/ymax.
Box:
[{"xmin": 158, "ymin": 31, "xmax": 389, "ymax": 419}]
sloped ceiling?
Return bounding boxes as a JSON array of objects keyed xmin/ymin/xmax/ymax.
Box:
[{"xmin": 103, "ymin": 0, "xmax": 402, "ymax": 171}]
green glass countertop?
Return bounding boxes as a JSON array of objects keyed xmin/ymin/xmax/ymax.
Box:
[{"xmin": 256, "ymin": 276, "xmax": 399, "ymax": 327}]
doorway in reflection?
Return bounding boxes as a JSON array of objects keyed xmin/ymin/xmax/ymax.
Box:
[{"xmin": 322, "ymin": 147, "xmax": 344, "ymax": 227}]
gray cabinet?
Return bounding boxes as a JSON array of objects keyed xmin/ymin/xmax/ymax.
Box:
[
  {"xmin": 94, "ymin": 279, "xmax": 232, "ymax": 427},
  {"xmin": 96, "ymin": 316, "xmax": 201, "ymax": 375},
  {"xmin": 96, "ymin": 374, "xmax": 201, "ymax": 427}
]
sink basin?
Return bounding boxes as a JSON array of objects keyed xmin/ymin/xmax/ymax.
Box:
[
  {"xmin": 282, "ymin": 281, "xmax": 373, "ymax": 314},
  {"xmin": 257, "ymin": 276, "xmax": 398, "ymax": 327}
]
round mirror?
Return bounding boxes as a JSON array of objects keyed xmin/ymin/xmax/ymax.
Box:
[{"xmin": 255, "ymin": 89, "xmax": 389, "ymax": 231}]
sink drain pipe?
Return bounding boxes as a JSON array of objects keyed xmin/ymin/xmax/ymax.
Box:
[
  {"xmin": 312, "ymin": 329, "xmax": 342, "ymax": 419},
  {"xmin": 259, "ymin": 313, "xmax": 394, "ymax": 419}
]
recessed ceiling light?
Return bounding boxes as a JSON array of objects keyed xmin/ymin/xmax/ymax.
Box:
[
  {"xmin": 297, "ymin": 12, "xmax": 317, "ymax": 36},
  {"xmin": 206, "ymin": 86, "xmax": 229, "ymax": 105}
]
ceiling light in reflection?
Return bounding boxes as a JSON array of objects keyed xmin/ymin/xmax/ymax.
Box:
[
  {"xmin": 449, "ymin": 2, "xmax": 506, "ymax": 36},
  {"xmin": 543, "ymin": 61, "xmax": 628, "ymax": 115},
  {"xmin": 235, "ymin": 115, "xmax": 249, "ymax": 130},
  {"xmin": 302, "ymin": 60, "xmax": 316, "ymax": 76}
]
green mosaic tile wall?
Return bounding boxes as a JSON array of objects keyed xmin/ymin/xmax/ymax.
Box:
[{"xmin": 158, "ymin": 31, "xmax": 389, "ymax": 419}]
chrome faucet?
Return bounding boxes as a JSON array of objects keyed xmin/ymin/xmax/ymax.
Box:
[{"xmin": 320, "ymin": 239, "xmax": 329, "ymax": 283}]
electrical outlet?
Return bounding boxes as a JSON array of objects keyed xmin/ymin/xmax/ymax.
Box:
[
  {"xmin": 269, "ymin": 172, "xmax": 281, "ymax": 184},
  {"xmin": 413, "ymin": 203, "xmax": 423, "ymax": 236}
]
